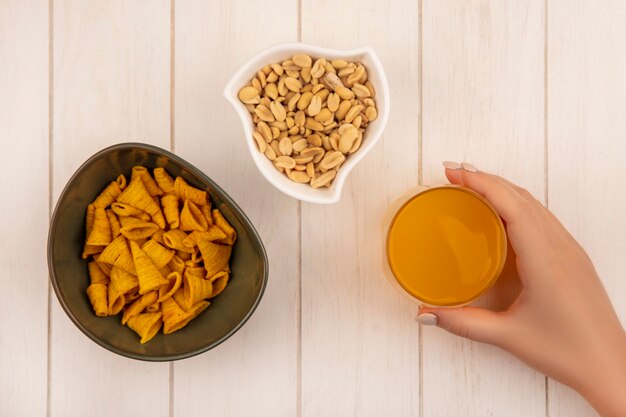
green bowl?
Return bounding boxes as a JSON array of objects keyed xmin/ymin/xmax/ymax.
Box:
[{"xmin": 48, "ymin": 143, "xmax": 268, "ymax": 361}]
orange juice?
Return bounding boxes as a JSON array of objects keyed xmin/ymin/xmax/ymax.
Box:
[{"xmin": 386, "ymin": 186, "xmax": 507, "ymax": 306}]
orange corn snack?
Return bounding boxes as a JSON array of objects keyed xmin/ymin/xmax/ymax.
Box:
[
  {"xmin": 109, "ymin": 266, "xmax": 139, "ymax": 294},
  {"xmin": 161, "ymin": 194, "xmax": 180, "ymax": 229},
  {"xmin": 122, "ymin": 291, "xmax": 158, "ymax": 325},
  {"xmin": 201, "ymin": 204, "xmax": 213, "ymax": 226},
  {"xmin": 153, "ymin": 167, "xmax": 175, "ymax": 194},
  {"xmin": 106, "ymin": 209, "xmax": 122, "ymax": 238},
  {"xmin": 198, "ymin": 239, "xmax": 232, "ymax": 277},
  {"xmin": 83, "ymin": 167, "xmax": 235, "ymax": 344},
  {"xmin": 110, "ymin": 202, "xmax": 150, "ymax": 220},
  {"xmin": 117, "ymin": 177, "xmax": 166, "ymax": 228},
  {"xmin": 163, "ymin": 229, "xmax": 195, "ymax": 253},
  {"xmin": 183, "ymin": 269, "xmax": 213, "ymax": 308},
  {"xmin": 174, "ymin": 177, "xmax": 207, "ymax": 206},
  {"xmin": 141, "ymin": 239, "xmax": 175, "ymax": 268},
  {"xmin": 182, "ymin": 228, "xmax": 227, "ymax": 248},
  {"xmin": 212, "ymin": 209, "xmax": 237, "ymax": 245},
  {"xmin": 168, "ymin": 255, "xmax": 185, "ymax": 275},
  {"xmin": 93, "ymin": 253, "xmax": 112, "ymax": 276},
  {"xmin": 157, "ymin": 271, "xmax": 182, "ymax": 302},
  {"xmin": 208, "ymin": 271, "xmax": 229, "ymax": 298},
  {"xmin": 88, "ymin": 261, "xmax": 109, "ymax": 285},
  {"xmin": 86, "ymin": 207, "xmax": 112, "ymax": 246},
  {"xmin": 108, "ymin": 285, "xmax": 125, "ymax": 316},
  {"xmin": 131, "ymin": 166, "xmax": 162, "ymax": 197},
  {"xmin": 93, "ymin": 180, "xmax": 122, "ymax": 209},
  {"xmin": 161, "ymin": 297, "xmax": 194, "ymax": 335},
  {"xmin": 119, "ymin": 217, "xmax": 159, "ymax": 240},
  {"xmin": 129, "ymin": 240, "xmax": 168, "ymax": 294},
  {"xmin": 127, "ymin": 312, "xmax": 162, "ymax": 344},
  {"xmin": 82, "ymin": 204, "xmax": 104, "ymax": 259},
  {"xmin": 98, "ymin": 236, "xmax": 137, "ymax": 276},
  {"xmin": 86, "ymin": 283, "xmax": 109, "ymax": 317},
  {"xmin": 180, "ymin": 200, "xmax": 208, "ymax": 232},
  {"xmin": 145, "ymin": 302, "xmax": 160, "ymax": 313}
]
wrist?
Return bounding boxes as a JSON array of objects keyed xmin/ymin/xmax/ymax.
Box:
[{"xmin": 577, "ymin": 332, "xmax": 626, "ymax": 417}]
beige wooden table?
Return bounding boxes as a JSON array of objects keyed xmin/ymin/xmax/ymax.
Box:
[{"xmin": 1, "ymin": 1, "xmax": 624, "ymax": 416}]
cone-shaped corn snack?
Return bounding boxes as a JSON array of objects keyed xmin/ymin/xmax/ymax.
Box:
[
  {"xmin": 87, "ymin": 283, "xmax": 108, "ymax": 317},
  {"xmin": 174, "ymin": 177, "xmax": 207, "ymax": 206},
  {"xmin": 88, "ymin": 261, "xmax": 109, "ymax": 285},
  {"xmin": 180, "ymin": 200, "xmax": 208, "ymax": 232},
  {"xmin": 92, "ymin": 253, "xmax": 112, "ymax": 276},
  {"xmin": 117, "ymin": 178, "xmax": 165, "ymax": 228},
  {"xmin": 151, "ymin": 229, "xmax": 164, "ymax": 244},
  {"xmin": 145, "ymin": 302, "xmax": 160, "ymax": 313},
  {"xmin": 153, "ymin": 167, "xmax": 175, "ymax": 194},
  {"xmin": 119, "ymin": 217, "xmax": 159, "ymax": 240},
  {"xmin": 82, "ymin": 204, "xmax": 104, "ymax": 259},
  {"xmin": 127, "ymin": 312, "xmax": 162, "ymax": 344},
  {"xmin": 182, "ymin": 228, "xmax": 227, "ymax": 248},
  {"xmin": 110, "ymin": 202, "xmax": 150, "ymax": 220},
  {"xmin": 201, "ymin": 204, "xmax": 213, "ymax": 226},
  {"xmin": 98, "ymin": 236, "xmax": 137, "ymax": 275},
  {"xmin": 198, "ymin": 239, "xmax": 232, "ymax": 277},
  {"xmin": 161, "ymin": 194, "xmax": 180, "ymax": 229},
  {"xmin": 184, "ymin": 250, "xmax": 203, "ymax": 267},
  {"xmin": 207, "ymin": 271, "xmax": 229, "ymax": 298},
  {"xmin": 212, "ymin": 209, "xmax": 237, "ymax": 245},
  {"xmin": 92, "ymin": 180, "xmax": 122, "ymax": 209},
  {"xmin": 129, "ymin": 240, "xmax": 168, "ymax": 294},
  {"xmin": 109, "ymin": 266, "xmax": 139, "ymax": 294},
  {"xmin": 163, "ymin": 229, "xmax": 194, "ymax": 253},
  {"xmin": 108, "ymin": 285, "xmax": 125, "ymax": 315},
  {"xmin": 124, "ymin": 289, "xmax": 141, "ymax": 304},
  {"xmin": 189, "ymin": 300, "xmax": 210, "ymax": 319},
  {"xmin": 122, "ymin": 291, "xmax": 158, "ymax": 325},
  {"xmin": 168, "ymin": 255, "xmax": 185, "ymax": 275},
  {"xmin": 157, "ymin": 271, "xmax": 182, "ymax": 302},
  {"xmin": 131, "ymin": 166, "xmax": 162, "ymax": 197},
  {"xmin": 106, "ymin": 209, "xmax": 121, "ymax": 238},
  {"xmin": 161, "ymin": 297, "xmax": 194, "ymax": 335},
  {"xmin": 141, "ymin": 239, "xmax": 174, "ymax": 268},
  {"xmin": 172, "ymin": 289, "xmax": 210, "ymax": 318},
  {"xmin": 86, "ymin": 207, "xmax": 112, "ymax": 246},
  {"xmin": 183, "ymin": 270, "xmax": 213, "ymax": 308}
]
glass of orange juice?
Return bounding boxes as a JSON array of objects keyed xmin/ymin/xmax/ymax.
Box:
[{"xmin": 385, "ymin": 185, "xmax": 507, "ymax": 306}]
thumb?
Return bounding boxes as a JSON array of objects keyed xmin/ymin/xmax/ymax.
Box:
[{"xmin": 417, "ymin": 306, "xmax": 509, "ymax": 346}]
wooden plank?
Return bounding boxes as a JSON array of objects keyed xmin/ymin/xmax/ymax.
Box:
[
  {"xmin": 547, "ymin": 1, "xmax": 626, "ymax": 415},
  {"xmin": 300, "ymin": 1, "xmax": 420, "ymax": 415},
  {"xmin": 50, "ymin": 1, "xmax": 171, "ymax": 416},
  {"xmin": 172, "ymin": 1, "xmax": 300, "ymax": 416},
  {"xmin": 0, "ymin": 1, "xmax": 49, "ymax": 415},
  {"xmin": 421, "ymin": 1, "xmax": 547, "ymax": 416}
]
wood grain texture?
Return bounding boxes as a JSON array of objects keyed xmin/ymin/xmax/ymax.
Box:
[
  {"xmin": 0, "ymin": 1, "xmax": 49, "ymax": 415},
  {"xmin": 421, "ymin": 1, "xmax": 547, "ymax": 416},
  {"xmin": 172, "ymin": 1, "xmax": 300, "ymax": 416},
  {"xmin": 300, "ymin": 1, "xmax": 420, "ymax": 415},
  {"xmin": 50, "ymin": 1, "xmax": 171, "ymax": 416},
  {"xmin": 547, "ymin": 1, "xmax": 626, "ymax": 415}
]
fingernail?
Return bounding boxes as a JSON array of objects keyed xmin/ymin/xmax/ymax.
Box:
[
  {"xmin": 415, "ymin": 313, "xmax": 439, "ymax": 326},
  {"xmin": 461, "ymin": 162, "xmax": 478, "ymax": 172},
  {"xmin": 443, "ymin": 161, "xmax": 462, "ymax": 170}
]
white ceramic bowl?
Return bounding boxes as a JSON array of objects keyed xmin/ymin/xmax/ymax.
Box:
[{"xmin": 224, "ymin": 43, "xmax": 390, "ymax": 204}]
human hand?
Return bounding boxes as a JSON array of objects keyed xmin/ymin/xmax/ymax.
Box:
[{"xmin": 417, "ymin": 162, "xmax": 626, "ymax": 417}]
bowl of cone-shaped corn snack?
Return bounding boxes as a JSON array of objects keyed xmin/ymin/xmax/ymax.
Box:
[{"xmin": 48, "ymin": 142, "xmax": 268, "ymax": 361}]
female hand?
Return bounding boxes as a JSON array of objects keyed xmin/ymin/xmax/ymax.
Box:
[{"xmin": 418, "ymin": 162, "xmax": 626, "ymax": 417}]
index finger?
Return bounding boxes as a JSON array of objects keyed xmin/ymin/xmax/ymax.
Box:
[{"xmin": 444, "ymin": 164, "xmax": 533, "ymax": 225}]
